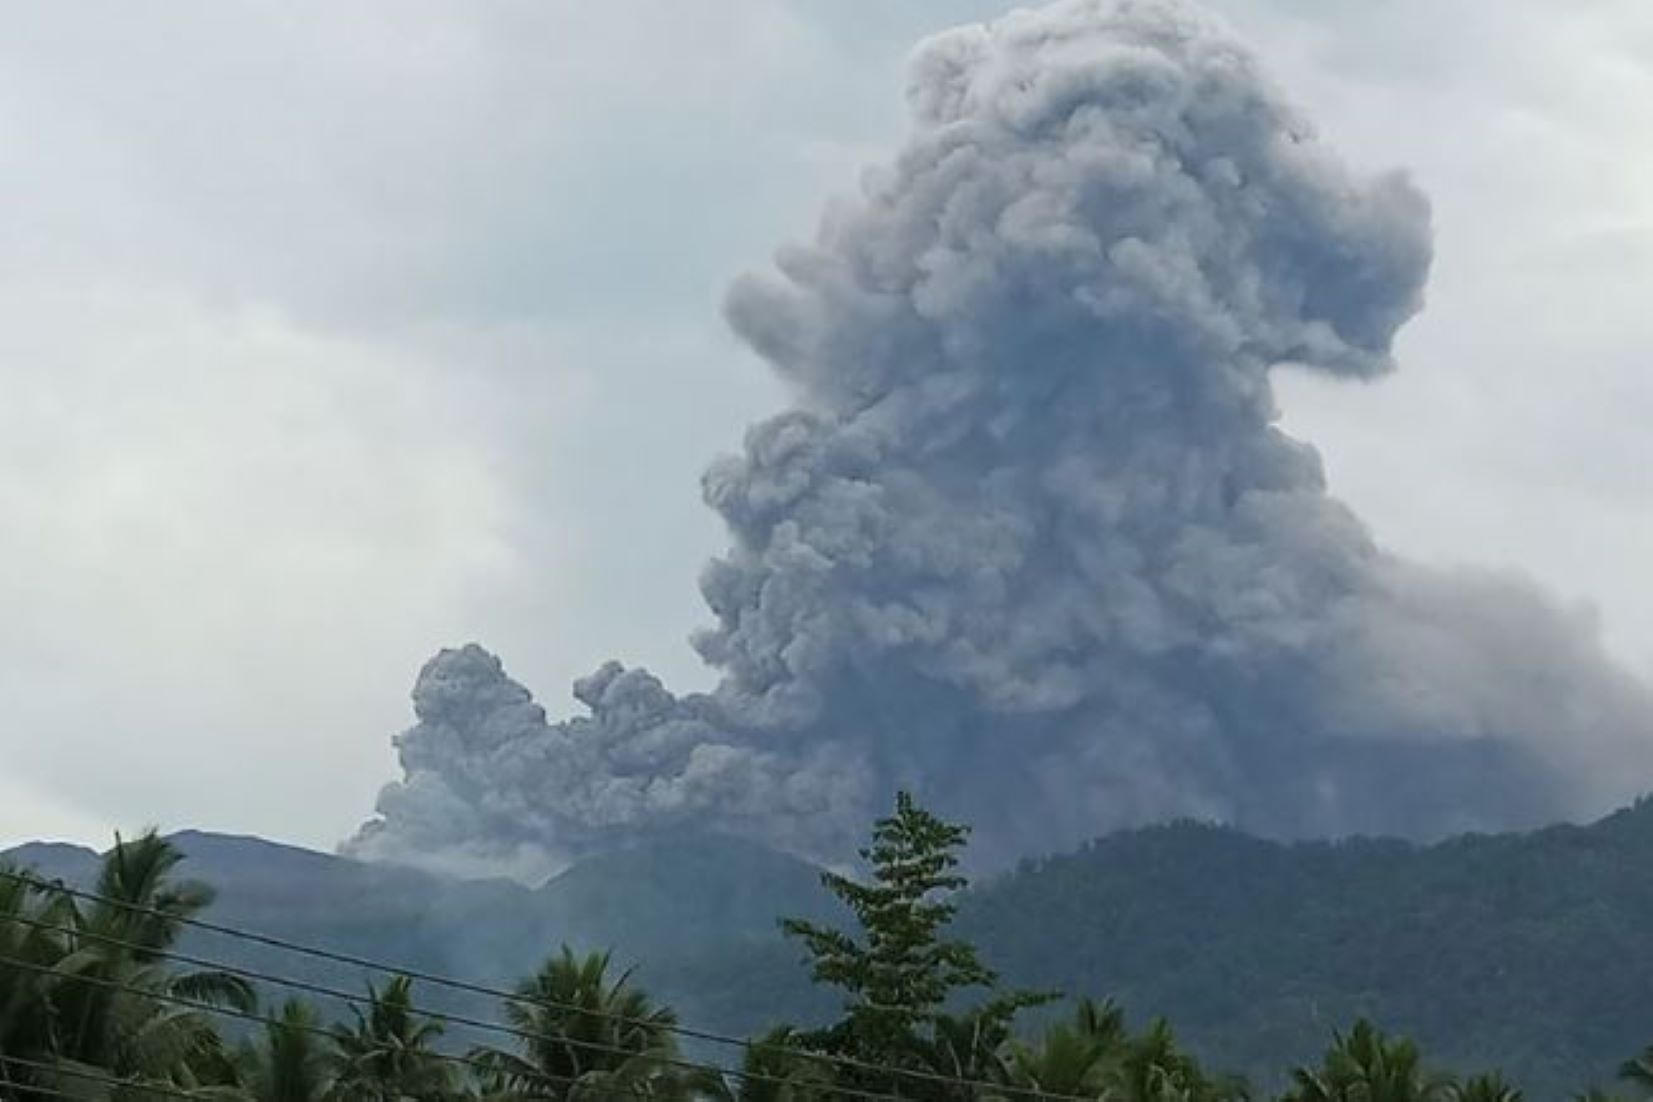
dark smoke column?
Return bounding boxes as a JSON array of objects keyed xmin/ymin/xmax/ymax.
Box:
[{"xmin": 346, "ymin": 0, "xmax": 1653, "ymax": 880}]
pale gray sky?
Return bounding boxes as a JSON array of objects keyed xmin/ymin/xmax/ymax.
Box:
[{"xmin": 2, "ymin": 0, "xmax": 1650, "ymax": 851}]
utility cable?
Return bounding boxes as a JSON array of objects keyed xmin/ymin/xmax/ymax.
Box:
[
  {"xmin": 0, "ymin": 946, "xmax": 912, "ymax": 1102},
  {"xmin": 0, "ymin": 951, "xmax": 569, "ymax": 1100},
  {"xmin": 0, "ymin": 866, "xmax": 1083, "ymax": 1101},
  {"xmin": 1, "ymin": 1051, "xmax": 241, "ymax": 1101}
]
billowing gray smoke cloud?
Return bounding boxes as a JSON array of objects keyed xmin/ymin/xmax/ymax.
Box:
[{"xmin": 346, "ymin": 0, "xmax": 1653, "ymax": 881}]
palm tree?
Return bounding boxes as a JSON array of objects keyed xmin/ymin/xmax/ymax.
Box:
[
  {"xmin": 3, "ymin": 833, "xmax": 253, "ymax": 1098},
  {"xmin": 1105, "ymin": 1018, "xmax": 1244, "ymax": 1102},
  {"xmin": 563, "ymin": 1054, "xmax": 707, "ymax": 1101},
  {"xmin": 1455, "ymin": 1072, "xmax": 1523, "ymax": 1102},
  {"xmin": 921, "ymin": 1004, "xmax": 1020, "ymax": 1100},
  {"xmin": 470, "ymin": 947, "xmax": 682, "ymax": 1100},
  {"xmin": 328, "ymin": 975, "xmax": 455, "ymax": 1102},
  {"xmin": 1286, "ymin": 1020, "xmax": 1454, "ymax": 1102},
  {"xmin": 239, "ymin": 999, "xmax": 334, "ymax": 1102},
  {"xmin": 1623, "ymin": 1048, "xmax": 1653, "ymax": 1099},
  {"xmin": 0, "ymin": 864, "xmax": 71, "ymax": 1099},
  {"xmin": 1006, "ymin": 998, "xmax": 1127, "ymax": 1098},
  {"xmin": 1461, "ymin": 1070, "xmax": 1520, "ymax": 1102},
  {"xmin": 717, "ymin": 1027, "xmax": 836, "ymax": 1102}
]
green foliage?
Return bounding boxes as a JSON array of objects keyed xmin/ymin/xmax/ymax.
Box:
[
  {"xmin": 1455, "ymin": 1071, "xmax": 1524, "ymax": 1102},
  {"xmin": 1005, "ymin": 998, "xmax": 1127, "ymax": 1097},
  {"xmin": 1284, "ymin": 1020, "xmax": 1457, "ymax": 1102},
  {"xmin": 725, "ymin": 1027, "xmax": 836, "ymax": 1102},
  {"xmin": 14, "ymin": 806, "xmax": 1653, "ymax": 1102},
  {"xmin": 328, "ymin": 974, "xmax": 456, "ymax": 1101},
  {"xmin": 240, "ymin": 999, "xmax": 334, "ymax": 1102},
  {"xmin": 781, "ymin": 792, "xmax": 991, "ymax": 1043},
  {"xmin": 996, "ymin": 999, "xmax": 1244, "ymax": 1102},
  {"xmin": 0, "ymin": 863, "xmax": 69, "ymax": 1076},
  {"xmin": 0, "ymin": 831, "xmax": 252, "ymax": 1099},
  {"xmin": 776, "ymin": 791, "xmax": 1050, "ymax": 1098},
  {"xmin": 468, "ymin": 946, "xmax": 686, "ymax": 1100},
  {"xmin": 1623, "ymin": 1046, "xmax": 1653, "ymax": 1097},
  {"xmin": 957, "ymin": 806, "xmax": 1653, "ymax": 1097}
]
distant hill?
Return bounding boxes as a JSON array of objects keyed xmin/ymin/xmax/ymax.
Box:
[
  {"xmin": 1, "ymin": 828, "xmax": 837, "ymax": 1043},
  {"xmin": 958, "ymin": 802, "xmax": 1653, "ymax": 1097},
  {"xmin": 3, "ymin": 841, "xmax": 100, "ymax": 883},
  {"xmin": 12, "ymin": 804, "xmax": 1653, "ymax": 1096}
]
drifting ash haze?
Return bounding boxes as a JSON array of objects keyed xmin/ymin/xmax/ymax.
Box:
[{"xmin": 347, "ymin": 0, "xmax": 1653, "ymax": 881}]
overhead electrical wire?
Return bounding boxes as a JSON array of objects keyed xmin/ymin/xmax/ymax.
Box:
[
  {"xmin": 0, "ymin": 866, "xmax": 1092, "ymax": 1101},
  {"xmin": 0, "ymin": 932, "xmax": 926, "ymax": 1102}
]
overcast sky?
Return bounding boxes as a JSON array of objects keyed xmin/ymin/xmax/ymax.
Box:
[{"xmin": 3, "ymin": 0, "xmax": 1650, "ymax": 853}]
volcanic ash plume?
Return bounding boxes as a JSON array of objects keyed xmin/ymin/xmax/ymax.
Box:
[{"xmin": 345, "ymin": 0, "xmax": 1653, "ymax": 880}]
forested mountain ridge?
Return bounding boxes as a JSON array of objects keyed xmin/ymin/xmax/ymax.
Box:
[
  {"xmin": 961, "ymin": 801, "xmax": 1653, "ymax": 1095},
  {"xmin": 10, "ymin": 799, "xmax": 1653, "ymax": 1097}
]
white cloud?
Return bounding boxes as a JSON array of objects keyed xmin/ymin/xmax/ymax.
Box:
[
  {"xmin": 1223, "ymin": 0, "xmax": 1653, "ymax": 672},
  {"xmin": 0, "ymin": 283, "xmax": 527, "ymax": 844},
  {"xmin": 2, "ymin": 0, "xmax": 1651, "ymax": 850},
  {"xmin": 0, "ymin": 772, "xmax": 110, "ymax": 848}
]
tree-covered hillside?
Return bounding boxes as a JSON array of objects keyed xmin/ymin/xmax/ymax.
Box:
[
  {"xmin": 21, "ymin": 796, "xmax": 1613, "ymax": 1102},
  {"xmin": 13, "ymin": 799, "xmax": 1653, "ymax": 1097},
  {"xmin": 961, "ymin": 800, "xmax": 1653, "ymax": 1097}
]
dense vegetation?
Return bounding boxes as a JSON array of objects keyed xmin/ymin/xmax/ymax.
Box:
[
  {"xmin": 5, "ymin": 798, "xmax": 1653, "ymax": 1101},
  {"xmin": 958, "ymin": 803, "xmax": 1653, "ymax": 1096},
  {"xmin": 22, "ymin": 802, "xmax": 1653, "ymax": 1097}
]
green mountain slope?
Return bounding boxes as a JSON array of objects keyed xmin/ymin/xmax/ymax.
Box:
[
  {"xmin": 1, "ymin": 828, "xmax": 835, "ymax": 1041},
  {"xmin": 11, "ymin": 802, "xmax": 1653, "ymax": 1096},
  {"xmin": 960, "ymin": 803, "xmax": 1653, "ymax": 1097}
]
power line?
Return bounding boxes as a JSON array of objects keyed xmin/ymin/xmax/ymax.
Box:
[
  {"xmin": 0, "ymin": 950, "xmax": 567, "ymax": 1100},
  {"xmin": 0, "ymin": 944, "xmax": 907, "ymax": 1102},
  {"xmin": 0, "ymin": 1052, "xmax": 235, "ymax": 1101},
  {"xmin": 0, "ymin": 865, "xmax": 1086, "ymax": 1101},
  {"xmin": 0, "ymin": 907, "xmax": 659, "ymax": 1078},
  {"xmin": 0, "ymin": 912, "xmax": 912, "ymax": 1100}
]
